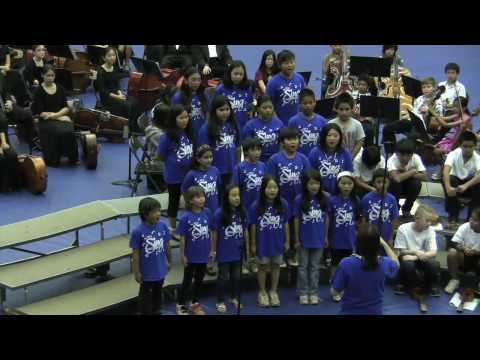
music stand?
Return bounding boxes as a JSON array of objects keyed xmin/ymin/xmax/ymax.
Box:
[
  {"xmin": 315, "ymin": 98, "xmax": 336, "ymax": 119},
  {"xmin": 349, "ymin": 56, "xmax": 392, "ymax": 78},
  {"xmin": 402, "ymin": 75, "xmax": 423, "ymax": 99},
  {"xmin": 299, "ymin": 71, "xmax": 312, "ymax": 86},
  {"xmin": 131, "ymin": 57, "xmax": 165, "ymax": 79},
  {"xmin": 46, "ymin": 45, "xmax": 75, "ymax": 59}
]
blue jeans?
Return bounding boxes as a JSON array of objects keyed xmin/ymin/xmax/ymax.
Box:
[{"xmin": 297, "ymin": 247, "xmax": 323, "ymax": 296}]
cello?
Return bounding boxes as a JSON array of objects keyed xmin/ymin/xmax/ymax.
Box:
[{"xmin": 17, "ymin": 155, "xmax": 47, "ymax": 194}]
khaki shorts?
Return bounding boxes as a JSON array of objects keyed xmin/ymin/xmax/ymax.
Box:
[{"xmin": 256, "ymin": 255, "xmax": 284, "ymax": 266}]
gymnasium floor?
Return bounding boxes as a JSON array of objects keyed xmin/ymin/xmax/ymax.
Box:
[{"xmin": 1, "ymin": 45, "xmax": 479, "ymax": 315}]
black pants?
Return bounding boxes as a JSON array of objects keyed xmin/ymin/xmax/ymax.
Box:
[
  {"xmin": 167, "ymin": 183, "xmax": 181, "ymax": 218},
  {"xmin": 138, "ymin": 279, "xmax": 164, "ymax": 315},
  {"xmin": 389, "ymin": 177, "xmax": 421, "ymax": 214},
  {"xmin": 399, "ymin": 258, "xmax": 440, "ymax": 292},
  {"xmin": 217, "ymin": 261, "xmax": 241, "ymax": 303},
  {"xmin": 2, "ymin": 70, "xmax": 31, "ymax": 107},
  {"xmin": 0, "ymin": 148, "xmax": 21, "ymax": 192},
  {"xmin": 209, "ymin": 58, "xmax": 228, "ymax": 79},
  {"xmin": 178, "ymin": 263, "xmax": 207, "ymax": 305},
  {"xmin": 6, "ymin": 105, "xmax": 36, "ymax": 144},
  {"xmin": 160, "ymin": 55, "xmax": 192, "ymax": 71},
  {"xmin": 38, "ymin": 119, "xmax": 79, "ymax": 166},
  {"xmin": 442, "ymin": 176, "xmax": 480, "ymax": 220},
  {"xmin": 361, "ymin": 120, "xmax": 375, "ymax": 147}
]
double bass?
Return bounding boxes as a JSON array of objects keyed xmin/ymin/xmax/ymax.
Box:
[
  {"xmin": 17, "ymin": 155, "xmax": 47, "ymax": 194},
  {"xmin": 325, "ymin": 46, "xmax": 353, "ymax": 99}
]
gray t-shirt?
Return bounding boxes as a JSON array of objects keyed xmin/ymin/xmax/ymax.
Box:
[{"xmin": 328, "ymin": 117, "xmax": 365, "ymax": 154}]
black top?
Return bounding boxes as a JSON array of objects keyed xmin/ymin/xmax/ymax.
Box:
[
  {"xmin": 96, "ymin": 66, "xmax": 124, "ymax": 104},
  {"xmin": 31, "ymin": 84, "xmax": 68, "ymax": 115},
  {"xmin": 0, "ymin": 46, "xmax": 9, "ymax": 66},
  {"xmin": 144, "ymin": 45, "xmax": 192, "ymax": 63},
  {"xmin": 192, "ymin": 45, "xmax": 232, "ymax": 69},
  {"xmin": 23, "ymin": 59, "xmax": 52, "ymax": 87}
]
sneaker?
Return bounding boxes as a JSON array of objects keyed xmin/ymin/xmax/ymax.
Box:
[
  {"xmin": 190, "ymin": 302, "xmax": 206, "ymax": 315},
  {"xmin": 332, "ymin": 293, "xmax": 342, "ymax": 302},
  {"xmin": 394, "ymin": 284, "xmax": 405, "ymax": 295},
  {"xmin": 431, "ymin": 287, "xmax": 441, "ymax": 297},
  {"xmin": 444, "ymin": 279, "xmax": 460, "ymax": 294},
  {"xmin": 299, "ymin": 295, "xmax": 309, "ymax": 305},
  {"xmin": 258, "ymin": 292, "xmax": 269, "ymax": 307},
  {"xmin": 176, "ymin": 304, "xmax": 189, "ymax": 315},
  {"xmin": 230, "ymin": 298, "xmax": 243, "ymax": 309},
  {"xmin": 287, "ymin": 258, "xmax": 299, "ymax": 267},
  {"xmin": 270, "ymin": 291, "xmax": 280, "ymax": 307},
  {"xmin": 280, "ymin": 261, "xmax": 287, "ymax": 268},
  {"xmin": 248, "ymin": 260, "xmax": 258, "ymax": 273},
  {"xmin": 309, "ymin": 294, "xmax": 321, "ymax": 305},
  {"xmin": 431, "ymin": 172, "xmax": 442, "ymax": 181},
  {"xmin": 216, "ymin": 303, "xmax": 227, "ymax": 313}
]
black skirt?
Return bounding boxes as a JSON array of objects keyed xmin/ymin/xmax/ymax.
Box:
[{"xmin": 38, "ymin": 119, "xmax": 79, "ymax": 166}]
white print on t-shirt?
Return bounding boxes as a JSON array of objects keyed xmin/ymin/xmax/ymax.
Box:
[
  {"xmin": 300, "ymin": 128, "xmax": 320, "ymax": 147},
  {"xmin": 368, "ymin": 201, "xmax": 391, "ymax": 222},
  {"xmin": 279, "ymin": 165, "xmax": 302, "ymax": 186},
  {"xmin": 190, "ymin": 220, "xmax": 209, "ymax": 242},
  {"xmin": 302, "ymin": 208, "xmax": 324, "ymax": 224},
  {"xmin": 197, "ymin": 176, "xmax": 218, "ymax": 197},
  {"xmin": 279, "ymin": 84, "xmax": 301, "ymax": 106},
  {"xmin": 176, "ymin": 142, "xmax": 193, "ymax": 161},
  {"xmin": 217, "ymin": 132, "xmax": 235, "ymax": 149},
  {"xmin": 224, "ymin": 221, "xmax": 243, "ymax": 239},
  {"xmin": 256, "ymin": 130, "xmax": 277, "ymax": 146},
  {"xmin": 190, "ymin": 104, "xmax": 203, "ymax": 119},
  {"xmin": 335, "ymin": 205, "xmax": 354, "ymax": 227},
  {"xmin": 245, "ymin": 171, "xmax": 263, "ymax": 191},
  {"xmin": 227, "ymin": 95, "xmax": 247, "ymax": 112},
  {"xmin": 319, "ymin": 160, "xmax": 341, "ymax": 178},
  {"xmin": 259, "ymin": 212, "xmax": 282, "ymax": 231},
  {"xmin": 143, "ymin": 232, "xmax": 166, "ymax": 258}
]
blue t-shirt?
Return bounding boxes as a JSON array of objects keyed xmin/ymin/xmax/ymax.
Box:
[
  {"xmin": 215, "ymin": 84, "xmax": 254, "ymax": 139},
  {"xmin": 171, "ymin": 90, "xmax": 207, "ymax": 133},
  {"xmin": 243, "ymin": 117, "xmax": 284, "ymax": 163},
  {"xmin": 198, "ymin": 122, "xmax": 239, "ymax": 175},
  {"xmin": 213, "ymin": 208, "xmax": 246, "ymax": 263},
  {"xmin": 293, "ymin": 195, "xmax": 327, "ymax": 249},
  {"xmin": 232, "ymin": 160, "xmax": 266, "ymax": 207},
  {"xmin": 266, "ymin": 151, "xmax": 311, "ymax": 204},
  {"xmin": 288, "ymin": 113, "xmax": 327, "ymax": 156},
  {"xmin": 328, "ymin": 195, "xmax": 358, "ymax": 250},
  {"xmin": 266, "ymin": 72, "xmax": 305, "ymax": 125},
  {"xmin": 181, "ymin": 166, "xmax": 221, "ymax": 215},
  {"xmin": 129, "ymin": 221, "xmax": 171, "ymax": 281},
  {"xmin": 332, "ymin": 255, "xmax": 399, "ymax": 315},
  {"xmin": 248, "ymin": 198, "xmax": 290, "ymax": 258},
  {"xmin": 176, "ymin": 209, "xmax": 213, "ymax": 264},
  {"xmin": 308, "ymin": 147, "xmax": 353, "ymax": 195},
  {"xmin": 360, "ymin": 192, "xmax": 399, "ymax": 242},
  {"xmin": 157, "ymin": 132, "xmax": 194, "ymax": 184}
]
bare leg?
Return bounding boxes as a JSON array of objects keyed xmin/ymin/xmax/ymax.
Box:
[{"xmin": 271, "ymin": 264, "xmax": 280, "ymax": 292}]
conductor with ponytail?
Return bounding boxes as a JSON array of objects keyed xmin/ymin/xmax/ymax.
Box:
[{"xmin": 331, "ymin": 224, "xmax": 399, "ymax": 315}]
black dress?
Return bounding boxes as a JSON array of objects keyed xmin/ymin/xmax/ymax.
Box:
[
  {"xmin": 96, "ymin": 66, "xmax": 143, "ymax": 132},
  {"xmin": 0, "ymin": 112, "xmax": 20, "ymax": 192},
  {"xmin": 31, "ymin": 84, "xmax": 79, "ymax": 166}
]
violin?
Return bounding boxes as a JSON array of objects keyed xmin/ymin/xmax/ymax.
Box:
[{"xmin": 17, "ymin": 155, "xmax": 47, "ymax": 195}]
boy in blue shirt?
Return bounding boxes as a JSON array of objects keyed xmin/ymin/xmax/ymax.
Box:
[
  {"xmin": 130, "ymin": 197, "xmax": 172, "ymax": 315},
  {"xmin": 267, "ymin": 127, "xmax": 311, "ymax": 266},
  {"xmin": 360, "ymin": 168, "xmax": 399, "ymax": 246},
  {"xmin": 288, "ymin": 88, "xmax": 327, "ymax": 156},
  {"xmin": 266, "ymin": 49, "xmax": 305, "ymax": 125}
]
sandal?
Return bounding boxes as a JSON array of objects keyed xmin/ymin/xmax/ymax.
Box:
[
  {"xmin": 258, "ymin": 292, "xmax": 269, "ymax": 307},
  {"xmin": 230, "ymin": 298, "xmax": 243, "ymax": 309},
  {"xmin": 216, "ymin": 303, "xmax": 227, "ymax": 313}
]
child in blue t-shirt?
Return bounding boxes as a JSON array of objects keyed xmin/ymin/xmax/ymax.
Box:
[
  {"xmin": 157, "ymin": 104, "xmax": 195, "ymax": 237},
  {"xmin": 293, "ymin": 170, "xmax": 329, "ymax": 305},
  {"xmin": 243, "ymin": 95, "xmax": 284, "ymax": 163},
  {"xmin": 328, "ymin": 171, "xmax": 359, "ymax": 301},
  {"xmin": 212, "ymin": 184, "xmax": 249, "ymax": 313},
  {"xmin": 176, "ymin": 186, "xmax": 215, "ymax": 315},
  {"xmin": 267, "ymin": 127, "xmax": 311, "ymax": 266},
  {"xmin": 215, "ymin": 60, "xmax": 254, "ymax": 140},
  {"xmin": 248, "ymin": 175, "xmax": 290, "ymax": 308},
  {"xmin": 266, "ymin": 49, "xmax": 305, "ymax": 125},
  {"xmin": 182, "ymin": 145, "xmax": 221, "ymax": 214},
  {"xmin": 198, "ymin": 94, "xmax": 241, "ymax": 198},
  {"xmin": 360, "ymin": 169, "xmax": 399, "ymax": 246},
  {"xmin": 288, "ymin": 88, "xmax": 327, "ymax": 156},
  {"xmin": 130, "ymin": 197, "xmax": 172, "ymax": 315},
  {"xmin": 171, "ymin": 66, "xmax": 208, "ymax": 133},
  {"xmin": 309, "ymin": 123, "xmax": 353, "ymax": 195}
]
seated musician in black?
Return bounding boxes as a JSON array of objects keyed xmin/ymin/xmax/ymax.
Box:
[
  {"xmin": 23, "ymin": 45, "xmax": 52, "ymax": 92},
  {"xmin": 0, "ymin": 108, "xmax": 20, "ymax": 192},
  {"xmin": 192, "ymin": 45, "xmax": 233, "ymax": 79},
  {"xmin": 143, "ymin": 45, "xmax": 193, "ymax": 70},
  {"xmin": 0, "ymin": 45, "xmax": 31, "ymax": 107},
  {"xmin": 31, "ymin": 64, "xmax": 79, "ymax": 167},
  {"xmin": 95, "ymin": 47, "xmax": 143, "ymax": 133}
]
